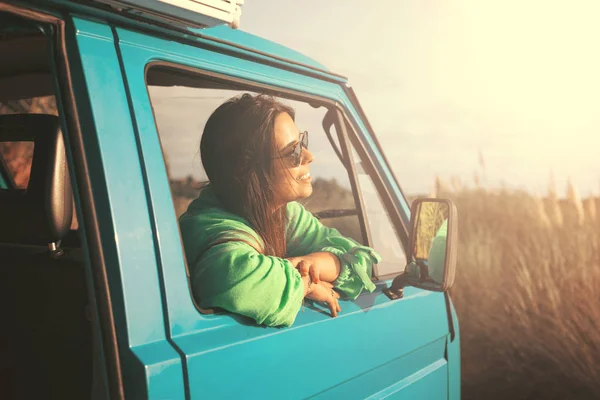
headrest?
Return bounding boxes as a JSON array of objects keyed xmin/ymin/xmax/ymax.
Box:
[{"xmin": 0, "ymin": 114, "xmax": 73, "ymax": 245}]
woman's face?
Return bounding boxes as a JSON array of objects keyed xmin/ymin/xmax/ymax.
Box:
[{"xmin": 271, "ymin": 112, "xmax": 315, "ymax": 206}]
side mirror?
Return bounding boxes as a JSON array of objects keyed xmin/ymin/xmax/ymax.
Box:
[{"xmin": 384, "ymin": 198, "xmax": 458, "ymax": 300}]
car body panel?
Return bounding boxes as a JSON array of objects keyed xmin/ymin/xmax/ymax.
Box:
[{"xmin": 70, "ymin": 17, "xmax": 185, "ymax": 398}]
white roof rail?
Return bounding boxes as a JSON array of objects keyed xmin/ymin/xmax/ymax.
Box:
[{"xmin": 93, "ymin": 0, "xmax": 245, "ymax": 29}]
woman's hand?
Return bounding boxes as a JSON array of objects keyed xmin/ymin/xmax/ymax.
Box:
[
  {"xmin": 290, "ymin": 258, "xmax": 322, "ymax": 285},
  {"xmin": 288, "ymin": 252, "xmax": 341, "ymax": 283},
  {"xmin": 305, "ymin": 281, "xmax": 341, "ymax": 318}
]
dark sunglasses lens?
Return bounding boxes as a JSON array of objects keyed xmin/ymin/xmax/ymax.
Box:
[
  {"xmin": 293, "ymin": 144, "xmax": 302, "ymax": 166},
  {"xmin": 302, "ymin": 132, "xmax": 309, "ymax": 148}
]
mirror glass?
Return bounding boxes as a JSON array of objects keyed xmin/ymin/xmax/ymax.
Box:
[{"xmin": 407, "ymin": 201, "xmax": 449, "ymax": 286}]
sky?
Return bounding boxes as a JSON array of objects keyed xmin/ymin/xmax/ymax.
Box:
[{"xmin": 237, "ymin": 0, "xmax": 600, "ymax": 197}]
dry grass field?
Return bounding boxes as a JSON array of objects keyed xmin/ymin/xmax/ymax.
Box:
[{"xmin": 444, "ymin": 184, "xmax": 600, "ymax": 400}]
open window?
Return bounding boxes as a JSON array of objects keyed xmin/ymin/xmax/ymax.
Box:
[
  {"xmin": 0, "ymin": 15, "xmax": 56, "ymax": 189},
  {"xmin": 148, "ymin": 67, "xmax": 367, "ymax": 241},
  {"xmin": 146, "ymin": 65, "xmax": 408, "ymax": 316}
]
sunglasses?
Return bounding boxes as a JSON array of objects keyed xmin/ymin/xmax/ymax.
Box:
[{"xmin": 274, "ymin": 131, "xmax": 309, "ymax": 167}]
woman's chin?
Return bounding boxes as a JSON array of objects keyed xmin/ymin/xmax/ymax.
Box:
[
  {"xmin": 277, "ymin": 181, "xmax": 313, "ymax": 203},
  {"xmin": 296, "ymin": 182, "xmax": 313, "ymax": 199}
]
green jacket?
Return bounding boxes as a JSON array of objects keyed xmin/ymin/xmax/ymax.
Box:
[{"xmin": 179, "ymin": 186, "xmax": 381, "ymax": 327}]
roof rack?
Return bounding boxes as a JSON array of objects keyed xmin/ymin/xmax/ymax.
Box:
[{"xmin": 93, "ymin": 0, "xmax": 244, "ymax": 29}]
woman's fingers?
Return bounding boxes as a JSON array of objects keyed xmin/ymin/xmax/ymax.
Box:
[
  {"xmin": 319, "ymin": 281, "xmax": 334, "ymax": 290},
  {"xmin": 296, "ymin": 260, "xmax": 309, "ymax": 276},
  {"xmin": 305, "ymin": 283, "xmax": 342, "ymax": 318},
  {"xmin": 286, "ymin": 257, "xmax": 301, "ymax": 267},
  {"xmin": 326, "ymin": 297, "xmax": 338, "ymax": 318},
  {"xmin": 325, "ymin": 288, "xmax": 341, "ymax": 317},
  {"xmin": 310, "ymin": 264, "xmax": 320, "ymax": 284}
]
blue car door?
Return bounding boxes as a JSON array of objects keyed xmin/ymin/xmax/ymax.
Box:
[{"xmin": 114, "ymin": 23, "xmax": 454, "ymax": 399}]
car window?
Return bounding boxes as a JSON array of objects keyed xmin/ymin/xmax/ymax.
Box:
[
  {"xmin": 148, "ymin": 83, "xmax": 364, "ymax": 244},
  {"xmin": 349, "ymin": 145, "xmax": 407, "ymax": 276},
  {"xmin": 0, "ymin": 96, "xmax": 77, "ymax": 229},
  {"xmin": 0, "ymin": 96, "xmax": 56, "ymax": 189},
  {"xmin": 147, "ymin": 69, "xmax": 408, "ymax": 287}
]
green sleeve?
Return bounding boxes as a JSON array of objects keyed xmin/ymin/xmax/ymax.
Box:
[
  {"xmin": 192, "ymin": 240, "xmax": 305, "ymax": 327},
  {"xmin": 285, "ymin": 201, "xmax": 381, "ymax": 299}
]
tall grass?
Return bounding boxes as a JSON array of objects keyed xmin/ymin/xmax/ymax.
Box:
[{"xmin": 442, "ymin": 185, "xmax": 600, "ymax": 399}]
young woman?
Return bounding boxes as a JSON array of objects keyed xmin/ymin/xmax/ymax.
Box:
[{"xmin": 179, "ymin": 93, "xmax": 381, "ymax": 327}]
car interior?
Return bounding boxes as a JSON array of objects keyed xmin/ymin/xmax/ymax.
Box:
[{"xmin": 0, "ymin": 14, "xmax": 94, "ymax": 399}]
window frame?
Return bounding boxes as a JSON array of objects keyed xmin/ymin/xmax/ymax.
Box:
[
  {"xmin": 339, "ymin": 112, "xmax": 411, "ymax": 281},
  {"xmin": 149, "ymin": 70, "xmax": 370, "ymax": 246},
  {"xmin": 330, "ymin": 108, "xmax": 374, "ymax": 255},
  {"xmin": 145, "ymin": 61, "xmax": 409, "ymax": 316},
  {"xmin": 146, "ymin": 63, "xmax": 373, "ymax": 232}
]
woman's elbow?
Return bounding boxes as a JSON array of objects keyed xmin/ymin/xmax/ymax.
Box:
[
  {"xmin": 261, "ymin": 309, "xmax": 297, "ymax": 327},
  {"xmin": 256, "ymin": 292, "xmax": 304, "ymax": 327}
]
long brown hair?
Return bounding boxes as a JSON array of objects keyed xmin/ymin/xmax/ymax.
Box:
[{"xmin": 200, "ymin": 93, "xmax": 295, "ymax": 257}]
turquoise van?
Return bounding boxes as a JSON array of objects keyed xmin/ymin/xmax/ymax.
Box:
[{"xmin": 0, "ymin": 1, "xmax": 460, "ymax": 399}]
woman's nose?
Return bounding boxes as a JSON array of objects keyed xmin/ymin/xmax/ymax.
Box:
[{"xmin": 301, "ymin": 148, "xmax": 315, "ymax": 165}]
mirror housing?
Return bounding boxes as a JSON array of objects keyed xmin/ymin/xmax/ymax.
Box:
[{"xmin": 384, "ymin": 198, "xmax": 458, "ymax": 300}]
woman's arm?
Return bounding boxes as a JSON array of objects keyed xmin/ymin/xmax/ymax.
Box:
[
  {"xmin": 193, "ymin": 240, "xmax": 308, "ymax": 327},
  {"xmin": 285, "ymin": 201, "xmax": 380, "ymax": 299},
  {"xmin": 285, "ymin": 201, "xmax": 356, "ymax": 258},
  {"xmin": 191, "ymin": 241, "xmax": 340, "ymax": 324}
]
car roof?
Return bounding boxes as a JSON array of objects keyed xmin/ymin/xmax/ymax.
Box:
[{"xmin": 200, "ymin": 25, "xmax": 330, "ymax": 73}]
